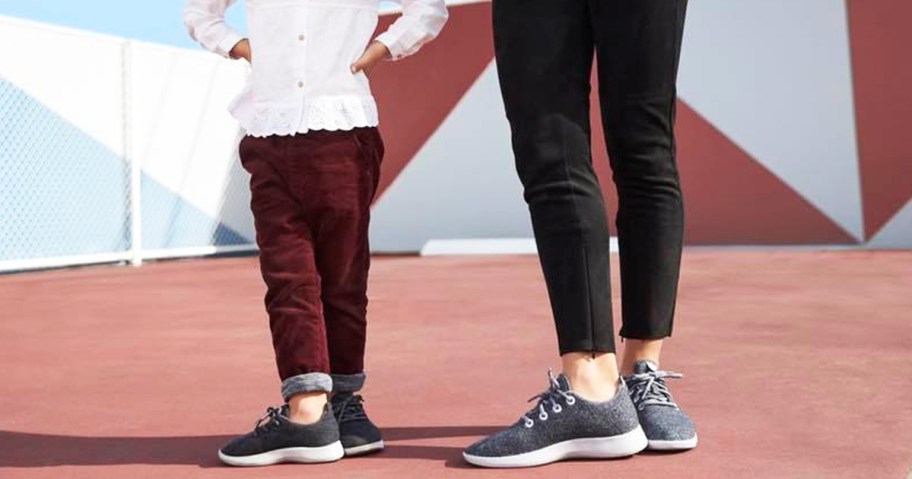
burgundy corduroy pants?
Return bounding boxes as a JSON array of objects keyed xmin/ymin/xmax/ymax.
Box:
[{"xmin": 239, "ymin": 127, "xmax": 383, "ymax": 384}]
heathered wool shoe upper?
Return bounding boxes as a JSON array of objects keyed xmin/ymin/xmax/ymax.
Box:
[
  {"xmin": 218, "ymin": 405, "xmax": 343, "ymax": 466},
  {"xmin": 331, "ymin": 392, "xmax": 384, "ymax": 456},
  {"xmin": 463, "ymin": 371, "xmax": 647, "ymax": 468},
  {"xmin": 624, "ymin": 360, "xmax": 698, "ymax": 450}
]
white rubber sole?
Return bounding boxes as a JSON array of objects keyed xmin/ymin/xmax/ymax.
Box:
[
  {"xmin": 463, "ymin": 425, "xmax": 648, "ymax": 468},
  {"xmin": 647, "ymin": 435, "xmax": 698, "ymax": 451},
  {"xmin": 344, "ymin": 440, "xmax": 385, "ymax": 456},
  {"xmin": 218, "ymin": 441, "xmax": 344, "ymax": 467}
]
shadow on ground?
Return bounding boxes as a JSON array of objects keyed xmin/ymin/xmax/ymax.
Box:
[{"xmin": 0, "ymin": 426, "xmax": 501, "ymax": 468}]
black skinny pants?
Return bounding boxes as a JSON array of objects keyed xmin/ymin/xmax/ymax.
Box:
[{"xmin": 493, "ymin": 0, "xmax": 688, "ymax": 354}]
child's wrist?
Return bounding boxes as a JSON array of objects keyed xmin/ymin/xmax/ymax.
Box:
[{"xmin": 229, "ymin": 39, "xmax": 251, "ymax": 61}]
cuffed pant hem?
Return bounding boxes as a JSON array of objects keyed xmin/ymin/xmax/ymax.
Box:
[
  {"xmin": 331, "ymin": 372, "xmax": 366, "ymax": 393},
  {"xmin": 281, "ymin": 372, "xmax": 332, "ymax": 401}
]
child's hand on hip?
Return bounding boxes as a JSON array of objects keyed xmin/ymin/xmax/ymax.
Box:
[
  {"xmin": 351, "ymin": 41, "xmax": 391, "ymax": 76},
  {"xmin": 230, "ymin": 39, "xmax": 252, "ymax": 63}
]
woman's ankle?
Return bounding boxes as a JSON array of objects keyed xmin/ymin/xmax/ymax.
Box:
[
  {"xmin": 560, "ymin": 352, "xmax": 620, "ymax": 402},
  {"xmin": 619, "ymin": 339, "xmax": 664, "ymax": 375}
]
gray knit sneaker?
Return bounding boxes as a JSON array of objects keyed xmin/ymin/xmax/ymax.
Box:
[
  {"xmin": 218, "ymin": 405, "xmax": 344, "ymax": 466},
  {"xmin": 331, "ymin": 392, "xmax": 384, "ymax": 456},
  {"xmin": 624, "ymin": 360, "xmax": 698, "ymax": 451},
  {"xmin": 463, "ymin": 371, "xmax": 647, "ymax": 468}
]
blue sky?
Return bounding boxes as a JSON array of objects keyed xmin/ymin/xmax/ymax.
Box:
[{"xmin": 0, "ymin": 0, "xmax": 402, "ymax": 50}]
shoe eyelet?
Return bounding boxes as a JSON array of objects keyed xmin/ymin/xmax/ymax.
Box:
[
  {"xmin": 566, "ymin": 396, "xmax": 577, "ymax": 406},
  {"xmin": 552, "ymin": 404, "xmax": 562, "ymax": 413},
  {"xmin": 539, "ymin": 412, "xmax": 548, "ymax": 421},
  {"xmin": 523, "ymin": 419, "xmax": 534, "ymax": 428}
]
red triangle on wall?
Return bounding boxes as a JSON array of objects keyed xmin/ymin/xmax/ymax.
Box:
[
  {"xmin": 589, "ymin": 97, "xmax": 856, "ymax": 244},
  {"xmin": 370, "ymin": 3, "xmax": 495, "ymax": 200},
  {"xmin": 846, "ymin": 0, "xmax": 912, "ymax": 239}
]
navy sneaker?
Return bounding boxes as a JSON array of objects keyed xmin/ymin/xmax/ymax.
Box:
[
  {"xmin": 624, "ymin": 360, "xmax": 698, "ymax": 451},
  {"xmin": 463, "ymin": 371, "xmax": 647, "ymax": 468},
  {"xmin": 331, "ymin": 392, "xmax": 384, "ymax": 456},
  {"xmin": 218, "ymin": 405, "xmax": 344, "ymax": 466}
]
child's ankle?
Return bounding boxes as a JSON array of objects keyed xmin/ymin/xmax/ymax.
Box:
[{"xmin": 287, "ymin": 391, "xmax": 328, "ymax": 425}]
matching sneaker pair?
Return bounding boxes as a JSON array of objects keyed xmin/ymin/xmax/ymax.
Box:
[
  {"xmin": 217, "ymin": 392, "xmax": 384, "ymax": 466},
  {"xmin": 463, "ymin": 360, "xmax": 698, "ymax": 468},
  {"xmin": 217, "ymin": 360, "xmax": 696, "ymax": 468}
]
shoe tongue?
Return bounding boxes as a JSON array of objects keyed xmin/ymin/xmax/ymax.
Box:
[
  {"xmin": 555, "ymin": 373, "xmax": 573, "ymax": 392},
  {"xmin": 633, "ymin": 360, "xmax": 659, "ymax": 375}
]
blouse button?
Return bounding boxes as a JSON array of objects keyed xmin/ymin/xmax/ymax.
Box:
[
  {"xmin": 298, "ymin": 81, "xmax": 304, "ymax": 88},
  {"xmin": 298, "ymin": 34, "xmax": 305, "ymax": 41}
]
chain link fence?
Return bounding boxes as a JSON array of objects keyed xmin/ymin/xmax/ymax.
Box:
[{"xmin": 0, "ymin": 18, "xmax": 255, "ymax": 273}]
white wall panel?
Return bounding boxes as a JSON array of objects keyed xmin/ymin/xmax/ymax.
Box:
[
  {"xmin": 129, "ymin": 41, "xmax": 253, "ymax": 240},
  {"xmin": 0, "ymin": 16, "xmax": 124, "ymax": 155},
  {"xmin": 370, "ymin": 62, "xmax": 531, "ymax": 252},
  {"xmin": 677, "ymin": 0, "xmax": 863, "ymax": 239}
]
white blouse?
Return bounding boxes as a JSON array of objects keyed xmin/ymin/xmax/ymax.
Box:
[{"xmin": 183, "ymin": 0, "xmax": 448, "ymax": 137}]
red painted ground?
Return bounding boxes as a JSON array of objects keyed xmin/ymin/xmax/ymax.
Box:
[{"xmin": 1, "ymin": 251, "xmax": 911, "ymax": 479}]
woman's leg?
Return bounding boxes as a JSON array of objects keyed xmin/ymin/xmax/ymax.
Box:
[{"xmin": 495, "ymin": 0, "xmax": 618, "ymax": 399}]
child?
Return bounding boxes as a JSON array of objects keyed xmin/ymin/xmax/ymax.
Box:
[{"xmin": 183, "ymin": 0, "xmax": 447, "ymax": 466}]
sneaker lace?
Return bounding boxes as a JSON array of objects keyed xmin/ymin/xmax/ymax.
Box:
[
  {"xmin": 252, "ymin": 406, "xmax": 285, "ymax": 436},
  {"xmin": 627, "ymin": 369, "xmax": 683, "ymax": 411},
  {"xmin": 520, "ymin": 370, "xmax": 576, "ymax": 428},
  {"xmin": 332, "ymin": 394, "xmax": 368, "ymax": 424}
]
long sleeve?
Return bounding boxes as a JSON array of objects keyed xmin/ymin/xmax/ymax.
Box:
[
  {"xmin": 183, "ymin": 0, "xmax": 245, "ymax": 58},
  {"xmin": 374, "ymin": 0, "xmax": 448, "ymax": 61}
]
